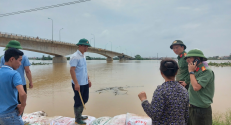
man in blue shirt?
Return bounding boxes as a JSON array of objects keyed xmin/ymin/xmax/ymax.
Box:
[
  {"xmin": 0, "ymin": 48, "xmax": 27, "ymax": 125},
  {"xmin": 70, "ymin": 38, "xmax": 92, "ymax": 125},
  {"xmin": 0, "ymin": 40, "xmax": 33, "ymax": 108}
]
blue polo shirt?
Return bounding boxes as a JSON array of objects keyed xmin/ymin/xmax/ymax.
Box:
[
  {"xmin": 69, "ymin": 50, "xmax": 88, "ymax": 86},
  {"xmin": 0, "ymin": 65, "xmax": 22, "ymax": 114},
  {"xmin": 0, "ymin": 55, "xmax": 30, "ymax": 85}
]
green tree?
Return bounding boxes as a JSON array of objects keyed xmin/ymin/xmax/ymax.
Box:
[
  {"xmin": 135, "ymin": 55, "xmax": 142, "ymax": 60},
  {"xmin": 48, "ymin": 55, "xmax": 52, "ymax": 60},
  {"xmin": 86, "ymin": 56, "xmax": 92, "ymax": 60},
  {"xmin": 113, "ymin": 57, "xmax": 119, "ymax": 60}
]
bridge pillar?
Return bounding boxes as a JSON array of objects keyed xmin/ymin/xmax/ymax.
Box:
[
  {"xmin": 106, "ymin": 57, "xmax": 113, "ymax": 63},
  {"xmin": 53, "ymin": 56, "xmax": 67, "ymax": 63},
  {"xmin": 119, "ymin": 58, "xmax": 125, "ymax": 61}
]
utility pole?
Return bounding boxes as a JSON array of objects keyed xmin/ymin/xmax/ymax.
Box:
[{"xmin": 48, "ymin": 18, "xmax": 53, "ymax": 42}]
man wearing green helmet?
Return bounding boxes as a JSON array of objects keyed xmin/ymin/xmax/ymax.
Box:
[
  {"xmin": 184, "ymin": 49, "xmax": 215, "ymax": 125},
  {"xmin": 170, "ymin": 40, "xmax": 190, "ymax": 90},
  {"xmin": 0, "ymin": 40, "xmax": 33, "ymax": 116},
  {"xmin": 69, "ymin": 38, "xmax": 92, "ymax": 125}
]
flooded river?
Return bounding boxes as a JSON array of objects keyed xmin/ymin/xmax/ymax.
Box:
[{"xmin": 24, "ymin": 60, "xmax": 231, "ymax": 118}]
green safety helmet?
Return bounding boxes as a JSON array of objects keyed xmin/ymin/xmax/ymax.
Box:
[
  {"xmin": 184, "ymin": 49, "xmax": 207, "ymax": 61},
  {"xmin": 76, "ymin": 38, "xmax": 91, "ymax": 47},
  {"xmin": 4, "ymin": 40, "xmax": 22, "ymax": 51},
  {"xmin": 170, "ymin": 40, "xmax": 187, "ymax": 50}
]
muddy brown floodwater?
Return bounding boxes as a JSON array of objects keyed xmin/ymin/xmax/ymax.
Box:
[{"xmin": 24, "ymin": 60, "xmax": 231, "ymax": 118}]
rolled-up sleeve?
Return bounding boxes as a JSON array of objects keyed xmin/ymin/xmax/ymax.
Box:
[
  {"xmin": 13, "ymin": 72, "xmax": 23, "ymax": 87},
  {"xmin": 69, "ymin": 57, "xmax": 78, "ymax": 67},
  {"xmin": 24, "ymin": 56, "xmax": 31, "ymax": 67},
  {"xmin": 197, "ymin": 70, "xmax": 212, "ymax": 88}
]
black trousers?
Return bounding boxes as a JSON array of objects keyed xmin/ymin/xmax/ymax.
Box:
[
  {"xmin": 72, "ymin": 83, "xmax": 89, "ymax": 107},
  {"xmin": 17, "ymin": 85, "xmax": 27, "ymax": 116},
  {"xmin": 18, "ymin": 85, "xmax": 27, "ymax": 104},
  {"xmin": 187, "ymin": 105, "xmax": 212, "ymax": 125}
]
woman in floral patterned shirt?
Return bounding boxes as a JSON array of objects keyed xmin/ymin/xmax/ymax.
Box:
[{"xmin": 138, "ymin": 58, "xmax": 189, "ymax": 125}]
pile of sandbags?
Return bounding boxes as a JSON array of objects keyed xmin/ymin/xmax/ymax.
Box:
[
  {"xmin": 23, "ymin": 111, "xmax": 151, "ymax": 125},
  {"xmin": 89, "ymin": 117, "xmax": 112, "ymax": 125},
  {"xmin": 22, "ymin": 111, "xmax": 54, "ymax": 125},
  {"xmin": 22, "ymin": 111, "xmax": 95, "ymax": 125},
  {"xmin": 125, "ymin": 113, "xmax": 152, "ymax": 125},
  {"xmin": 50, "ymin": 116, "xmax": 96, "ymax": 125},
  {"xmin": 89, "ymin": 113, "xmax": 151, "ymax": 125}
]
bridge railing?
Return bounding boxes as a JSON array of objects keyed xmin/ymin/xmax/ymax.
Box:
[
  {"xmin": 0, "ymin": 31, "xmax": 76, "ymax": 46},
  {"xmin": 0, "ymin": 31, "xmax": 133, "ymax": 58},
  {"xmin": 0, "ymin": 31, "xmax": 113, "ymax": 49}
]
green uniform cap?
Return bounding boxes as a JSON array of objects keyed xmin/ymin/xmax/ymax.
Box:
[
  {"xmin": 4, "ymin": 40, "xmax": 22, "ymax": 51},
  {"xmin": 170, "ymin": 40, "xmax": 187, "ymax": 50},
  {"xmin": 76, "ymin": 38, "xmax": 91, "ymax": 47},
  {"xmin": 184, "ymin": 49, "xmax": 207, "ymax": 61}
]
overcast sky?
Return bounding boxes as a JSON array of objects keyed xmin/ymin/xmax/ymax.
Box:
[{"xmin": 0, "ymin": 0, "xmax": 231, "ymax": 58}]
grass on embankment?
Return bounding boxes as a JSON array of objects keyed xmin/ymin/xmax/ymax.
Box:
[
  {"xmin": 213, "ymin": 110, "xmax": 231, "ymax": 125},
  {"xmin": 31, "ymin": 62, "xmax": 51, "ymax": 65},
  {"xmin": 208, "ymin": 62, "xmax": 231, "ymax": 67}
]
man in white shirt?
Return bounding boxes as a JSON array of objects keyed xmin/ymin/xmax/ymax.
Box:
[{"xmin": 69, "ymin": 38, "xmax": 92, "ymax": 125}]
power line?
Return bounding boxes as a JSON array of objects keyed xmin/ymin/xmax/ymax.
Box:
[{"xmin": 0, "ymin": 0, "xmax": 91, "ymax": 17}]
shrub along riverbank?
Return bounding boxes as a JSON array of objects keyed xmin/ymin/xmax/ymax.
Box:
[
  {"xmin": 31, "ymin": 62, "xmax": 51, "ymax": 65},
  {"xmin": 208, "ymin": 62, "xmax": 231, "ymax": 67}
]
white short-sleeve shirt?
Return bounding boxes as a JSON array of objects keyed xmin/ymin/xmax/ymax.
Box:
[{"xmin": 69, "ymin": 50, "xmax": 88, "ymax": 86}]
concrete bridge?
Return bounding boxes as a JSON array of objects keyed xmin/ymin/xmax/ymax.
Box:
[{"xmin": 0, "ymin": 32, "xmax": 133, "ymax": 63}]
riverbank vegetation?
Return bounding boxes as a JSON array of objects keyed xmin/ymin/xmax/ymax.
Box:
[
  {"xmin": 29, "ymin": 55, "xmax": 53, "ymax": 60},
  {"xmin": 31, "ymin": 62, "xmax": 51, "ymax": 65},
  {"xmin": 86, "ymin": 56, "xmax": 107, "ymax": 60},
  {"xmin": 208, "ymin": 54, "xmax": 231, "ymax": 60},
  {"xmin": 208, "ymin": 62, "xmax": 231, "ymax": 67},
  {"xmin": 213, "ymin": 110, "xmax": 231, "ymax": 125}
]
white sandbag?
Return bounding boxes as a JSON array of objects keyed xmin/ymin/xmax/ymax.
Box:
[
  {"xmin": 22, "ymin": 111, "xmax": 47, "ymax": 123},
  {"xmin": 125, "ymin": 113, "xmax": 152, "ymax": 125},
  {"xmin": 51, "ymin": 117, "xmax": 75, "ymax": 125},
  {"xmin": 51, "ymin": 115, "xmax": 96, "ymax": 125},
  {"xmin": 30, "ymin": 111, "xmax": 47, "ymax": 116},
  {"xmin": 90, "ymin": 117, "xmax": 112, "ymax": 125},
  {"xmin": 24, "ymin": 115, "xmax": 53, "ymax": 125},
  {"xmin": 22, "ymin": 114, "xmax": 44, "ymax": 123},
  {"xmin": 26, "ymin": 123, "xmax": 42, "ymax": 125},
  {"xmin": 22, "ymin": 111, "xmax": 58, "ymax": 125},
  {"xmin": 84, "ymin": 116, "xmax": 96, "ymax": 125},
  {"xmin": 105, "ymin": 114, "xmax": 126, "ymax": 125}
]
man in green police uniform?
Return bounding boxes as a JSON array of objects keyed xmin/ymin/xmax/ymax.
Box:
[
  {"xmin": 170, "ymin": 40, "xmax": 190, "ymax": 89},
  {"xmin": 185, "ymin": 49, "xmax": 215, "ymax": 125}
]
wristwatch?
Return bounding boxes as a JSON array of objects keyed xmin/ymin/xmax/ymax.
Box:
[{"xmin": 189, "ymin": 71, "xmax": 195, "ymax": 74}]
